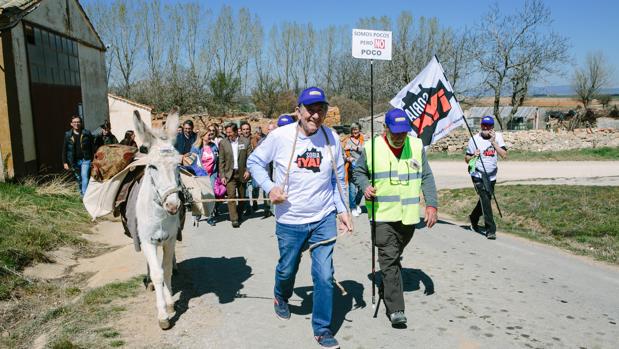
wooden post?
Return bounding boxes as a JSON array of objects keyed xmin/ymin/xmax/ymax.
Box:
[{"xmin": 0, "ymin": 145, "xmax": 5, "ymax": 183}]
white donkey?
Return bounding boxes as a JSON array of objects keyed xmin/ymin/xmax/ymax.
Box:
[{"xmin": 133, "ymin": 109, "xmax": 182, "ymax": 330}]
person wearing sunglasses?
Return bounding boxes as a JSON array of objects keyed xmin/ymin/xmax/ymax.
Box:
[
  {"xmin": 352, "ymin": 108, "xmax": 438, "ymax": 326},
  {"xmin": 247, "ymin": 87, "xmax": 352, "ymax": 349}
]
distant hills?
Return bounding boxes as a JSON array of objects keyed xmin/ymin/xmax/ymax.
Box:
[{"xmin": 467, "ymin": 85, "xmax": 619, "ymax": 97}]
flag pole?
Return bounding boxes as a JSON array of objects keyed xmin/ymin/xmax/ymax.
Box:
[
  {"xmin": 370, "ymin": 59, "xmax": 377, "ymax": 312},
  {"xmin": 433, "ymin": 54, "xmax": 502, "ymax": 218},
  {"xmin": 461, "ymin": 115, "xmax": 503, "ymax": 218}
]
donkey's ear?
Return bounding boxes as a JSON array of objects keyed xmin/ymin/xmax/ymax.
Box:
[
  {"xmin": 165, "ymin": 107, "xmax": 180, "ymax": 141},
  {"xmin": 133, "ymin": 110, "xmax": 153, "ymax": 149}
]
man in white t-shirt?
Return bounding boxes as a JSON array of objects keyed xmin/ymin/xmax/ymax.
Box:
[
  {"xmin": 464, "ymin": 116, "xmax": 508, "ymax": 239},
  {"xmin": 247, "ymin": 87, "xmax": 352, "ymax": 349}
]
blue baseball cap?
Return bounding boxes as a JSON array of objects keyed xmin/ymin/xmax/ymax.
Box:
[
  {"xmin": 277, "ymin": 114, "xmax": 295, "ymax": 127},
  {"xmin": 297, "ymin": 86, "xmax": 328, "ymax": 106},
  {"xmin": 384, "ymin": 108, "xmax": 412, "ymax": 133},
  {"xmin": 481, "ymin": 116, "xmax": 495, "ymax": 125}
]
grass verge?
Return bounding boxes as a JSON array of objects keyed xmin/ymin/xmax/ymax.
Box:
[
  {"xmin": 427, "ymin": 146, "xmax": 619, "ymax": 161},
  {"xmin": 438, "ymin": 185, "xmax": 619, "ymax": 264},
  {"xmin": 1, "ymin": 276, "xmax": 142, "ymax": 349},
  {"xmin": 0, "ymin": 176, "xmax": 92, "ymax": 300}
]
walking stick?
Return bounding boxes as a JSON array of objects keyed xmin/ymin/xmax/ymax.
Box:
[{"xmin": 462, "ymin": 116, "xmax": 503, "ymax": 218}]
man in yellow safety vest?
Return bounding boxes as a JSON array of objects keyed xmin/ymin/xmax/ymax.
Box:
[{"xmin": 353, "ymin": 108, "xmax": 438, "ymax": 326}]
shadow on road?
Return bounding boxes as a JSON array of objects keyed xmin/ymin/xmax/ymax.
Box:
[
  {"xmin": 416, "ymin": 219, "xmax": 457, "ymax": 229},
  {"xmin": 459, "ymin": 223, "xmax": 489, "ymax": 238},
  {"xmin": 365, "ymin": 268, "xmax": 435, "ymax": 325},
  {"xmin": 290, "ymin": 280, "xmax": 367, "ymax": 334},
  {"xmin": 204, "ymin": 203, "xmax": 271, "ymax": 225},
  {"xmin": 402, "ymin": 268, "xmax": 434, "ymax": 295},
  {"xmin": 367, "ymin": 268, "xmax": 434, "ymax": 295},
  {"xmin": 169, "ymin": 256, "xmax": 253, "ymax": 326}
]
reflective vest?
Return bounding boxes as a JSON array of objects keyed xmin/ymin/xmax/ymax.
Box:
[{"xmin": 364, "ymin": 136, "xmax": 423, "ymax": 225}]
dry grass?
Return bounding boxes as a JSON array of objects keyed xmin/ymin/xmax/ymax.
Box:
[
  {"xmin": 0, "ymin": 178, "xmax": 141, "ymax": 348},
  {"xmin": 0, "ymin": 180, "xmax": 90, "ymax": 300},
  {"xmin": 21, "ymin": 174, "xmax": 77, "ymax": 197},
  {"xmin": 0, "ymin": 274, "xmax": 141, "ymax": 349}
]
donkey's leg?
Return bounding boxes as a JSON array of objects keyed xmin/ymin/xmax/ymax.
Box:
[
  {"xmin": 142, "ymin": 242, "xmax": 170, "ymax": 329},
  {"xmin": 144, "ymin": 263, "xmax": 154, "ymax": 291},
  {"xmin": 162, "ymin": 239, "xmax": 176, "ymax": 315}
]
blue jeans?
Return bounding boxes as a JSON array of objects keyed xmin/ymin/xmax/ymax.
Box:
[
  {"xmin": 245, "ymin": 178, "xmax": 261, "ymax": 207},
  {"xmin": 348, "ymin": 181, "xmax": 363, "ymax": 210},
  {"xmin": 73, "ymin": 159, "xmax": 91, "ymax": 196},
  {"xmin": 274, "ymin": 211, "xmax": 336, "ymax": 336}
]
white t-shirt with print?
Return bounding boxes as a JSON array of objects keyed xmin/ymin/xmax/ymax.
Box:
[
  {"xmin": 466, "ymin": 132, "xmax": 506, "ymax": 181},
  {"xmin": 247, "ymin": 123, "xmax": 347, "ymax": 225}
]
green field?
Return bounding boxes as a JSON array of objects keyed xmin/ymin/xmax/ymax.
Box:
[
  {"xmin": 438, "ymin": 185, "xmax": 619, "ymax": 264},
  {"xmin": 427, "ymin": 146, "xmax": 619, "ymax": 161}
]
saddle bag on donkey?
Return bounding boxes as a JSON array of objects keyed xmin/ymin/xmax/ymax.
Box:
[{"xmin": 91, "ymin": 144, "xmax": 138, "ymax": 181}]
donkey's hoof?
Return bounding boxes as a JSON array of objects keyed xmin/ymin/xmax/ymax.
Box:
[
  {"xmin": 146, "ymin": 283, "xmax": 155, "ymax": 292},
  {"xmin": 159, "ymin": 319, "xmax": 171, "ymax": 330},
  {"xmin": 166, "ymin": 304, "xmax": 175, "ymax": 314}
]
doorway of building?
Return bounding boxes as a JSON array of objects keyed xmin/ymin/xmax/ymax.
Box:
[{"xmin": 24, "ymin": 23, "xmax": 83, "ymax": 172}]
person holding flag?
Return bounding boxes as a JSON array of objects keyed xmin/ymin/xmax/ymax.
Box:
[
  {"xmin": 352, "ymin": 108, "xmax": 438, "ymax": 326},
  {"xmin": 464, "ymin": 116, "xmax": 507, "ymax": 240}
]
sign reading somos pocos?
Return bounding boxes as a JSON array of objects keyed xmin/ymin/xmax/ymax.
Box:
[{"xmin": 352, "ymin": 29, "xmax": 392, "ymax": 61}]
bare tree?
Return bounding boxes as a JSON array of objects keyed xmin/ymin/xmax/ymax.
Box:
[
  {"xmin": 506, "ymin": 30, "xmax": 569, "ymax": 125},
  {"xmin": 299, "ymin": 23, "xmax": 316, "ymax": 88},
  {"xmin": 319, "ymin": 25, "xmax": 339, "ymax": 93},
  {"xmin": 573, "ymin": 52, "xmax": 613, "ymax": 110},
  {"xmin": 473, "ymin": 0, "xmax": 558, "ymax": 129},
  {"xmin": 140, "ymin": 0, "xmax": 163, "ymax": 82},
  {"xmin": 270, "ymin": 23, "xmax": 302, "ymax": 91},
  {"xmin": 236, "ymin": 8, "xmax": 259, "ymax": 95},
  {"xmin": 597, "ymin": 94, "xmax": 612, "ymax": 109},
  {"xmin": 108, "ymin": 0, "xmax": 142, "ymax": 98},
  {"xmin": 211, "ymin": 6, "xmax": 242, "ymax": 79},
  {"xmin": 442, "ymin": 29, "xmax": 475, "ymax": 96}
]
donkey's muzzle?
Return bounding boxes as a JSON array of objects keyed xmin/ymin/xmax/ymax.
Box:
[
  {"xmin": 165, "ymin": 201, "xmax": 179, "ymax": 215},
  {"xmin": 151, "ymin": 235, "xmax": 169, "ymax": 244}
]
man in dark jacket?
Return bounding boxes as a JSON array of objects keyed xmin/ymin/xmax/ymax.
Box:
[
  {"xmin": 93, "ymin": 121, "xmax": 118, "ymax": 150},
  {"xmin": 175, "ymin": 119, "xmax": 197, "ymax": 155},
  {"xmin": 62, "ymin": 115, "xmax": 94, "ymax": 196},
  {"xmin": 218, "ymin": 122, "xmax": 252, "ymax": 228}
]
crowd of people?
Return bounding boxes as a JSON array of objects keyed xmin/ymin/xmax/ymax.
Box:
[
  {"xmin": 61, "ymin": 110, "xmax": 298, "ymax": 225},
  {"xmin": 62, "ymin": 86, "xmax": 506, "ymax": 348}
]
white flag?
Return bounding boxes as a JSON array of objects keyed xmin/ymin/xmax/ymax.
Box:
[{"xmin": 390, "ymin": 56, "xmax": 464, "ymax": 146}]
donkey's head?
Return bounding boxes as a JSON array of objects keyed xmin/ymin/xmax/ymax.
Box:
[{"xmin": 133, "ymin": 109, "xmax": 182, "ymax": 216}]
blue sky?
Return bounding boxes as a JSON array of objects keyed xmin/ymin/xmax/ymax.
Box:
[{"xmin": 134, "ymin": 0, "xmax": 619, "ymax": 87}]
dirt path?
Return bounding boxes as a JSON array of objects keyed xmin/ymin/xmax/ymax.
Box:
[{"xmin": 431, "ymin": 160, "xmax": 619, "ymax": 189}]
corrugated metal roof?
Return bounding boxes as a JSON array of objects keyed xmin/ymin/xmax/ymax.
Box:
[
  {"xmin": 0, "ymin": 0, "xmax": 41, "ymax": 30},
  {"xmin": 466, "ymin": 106, "xmax": 540, "ymax": 120},
  {"xmin": 0, "ymin": 0, "xmax": 105, "ymax": 50},
  {"xmin": 0, "ymin": 0, "xmax": 41, "ymax": 14}
]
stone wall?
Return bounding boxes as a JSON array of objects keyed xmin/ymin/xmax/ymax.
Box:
[{"xmin": 429, "ymin": 128, "xmax": 619, "ymax": 153}]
